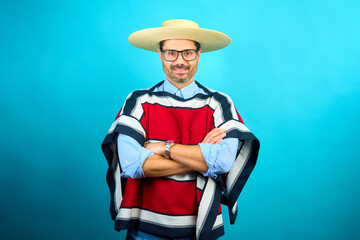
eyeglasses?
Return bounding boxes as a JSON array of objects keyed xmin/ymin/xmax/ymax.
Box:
[{"xmin": 160, "ymin": 49, "xmax": 199, "ymax": 62}]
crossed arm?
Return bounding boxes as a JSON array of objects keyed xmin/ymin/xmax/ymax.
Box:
[{"xmin": 142, "ymin": 128, "xmax": 226, "ymax": 177}]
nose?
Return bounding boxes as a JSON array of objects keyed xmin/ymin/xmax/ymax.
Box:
[{"xmin": 173, "ymin": 52, "xmax": 187, "ymax": 65}]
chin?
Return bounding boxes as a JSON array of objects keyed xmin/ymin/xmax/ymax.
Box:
[{"xmin": 172, "ymin": 77, "xmax": 191, "ymax": 84}]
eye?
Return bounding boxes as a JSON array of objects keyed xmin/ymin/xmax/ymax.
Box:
[
  {"xmin": 184, "ymin": 51, "xmax": 192, "ymax": 56},
  {"xmin": 166, "ymin": 51, "xmax": 177, "ymax": 56}
]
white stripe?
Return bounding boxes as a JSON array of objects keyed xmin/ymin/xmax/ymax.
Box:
[
  {"xmin": 221, "ymin": 120, "xmax": 250, "ymax": 133},
  {"xmin": 136, "ymin": 93, "xmax": 218, "ymax": 111},
  {"xmin": 123, "ymin": 90, "xmax": 240, "ymax": 133},
  {"xmin": 196, "ymin": 175, "xmax": 206, "ymax": 190},
  {"xmin": 165, "ymin": 172, "xmax": 196, "ymax": 181},
  {"xmin": 131, "ymin": 97, "xmax": 144, "ymax": 120},
  {"xmin": 124, "ymin": 92, "xmax": 220, "ymax": 126},
  {"xmin": 118, "ymin": 115, "xmax": 146, "ymax": 136},
  {"xmin": 212, "ymin": 214, "xmax": 223, "ymax": 230},
  {"xmin": 146, "ymin": 139, "xmax": 163, "ymax": 143},
  {"xmin": 227, "ymin": 140, "xmax": 252, "ymax": 193},
  {"xmin": 223, "ymin": 94, "xmax": 238, "ymax": 121},
  {"xmin": 108, "ymin": 115, "xmax": 146, "ymax": 137},
  {"xmin": 124, "ymin": 88, "xmax": 239, "ymax": 131},
  {"xmin": 231, "ymin": 201, "xmax": 237, "ymax": 215},
  {"xmin": 110, "ymin": 141, "xmax": 122, "ymax": 213},
  {"xmin": 113, "ymin": 165, "xmax": 122, "ymax": 213},
  {"xmin": 116, "ymin": 208, "xmax": 196, "ymax": 227},
  {"xmin": 196, "ymin": 178, "xmax": 216, "ymax": 238},
  {"xmin": 108, "ymin": 117, "xmax": 121, "ymax": 134},
  {"xmin": 211, "ymin": 98, "xmax": 224, "ymax": 127}
]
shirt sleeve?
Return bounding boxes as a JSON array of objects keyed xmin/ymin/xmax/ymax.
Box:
[
  {"xmin": 198, "ymin": 138, "xmax": 241, "ymax": 179},
  {"xmin": 117, "ymin": 134, "xmax": 154, "ymax": 179}
]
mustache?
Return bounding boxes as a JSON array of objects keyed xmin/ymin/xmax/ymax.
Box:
[{"xmin": 170, "ymin": 64, "xmax": 190, "ymax": 70}]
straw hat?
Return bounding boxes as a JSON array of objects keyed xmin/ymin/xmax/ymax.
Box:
[{"xmin": 128, "ymin": 19, "xmax": 231, "ymax": 53}]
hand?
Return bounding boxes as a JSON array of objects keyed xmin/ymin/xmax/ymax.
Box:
[
  {"xmin": 201, "ymin": 128, "xmax": 226, "ymax": 144},
  {"xmin": 144, "ymin": 142, "xmax": 166, "ymax": 156}
]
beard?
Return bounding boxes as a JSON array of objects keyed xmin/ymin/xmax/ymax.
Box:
[
  {"xmin": 169, "ymin": 75, "xmax": 192, "ymax": 84},
  {"xmin": 169, "ymin": 64, "xmax": 192, "ymax": 84}
]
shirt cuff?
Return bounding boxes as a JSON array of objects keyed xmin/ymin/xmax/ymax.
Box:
[
  {"xmin": 198, "ymin": 143, "xmax": 217, "ymax": 179},
  {"xmin": 120, "ymin": 149, "xmax": 154, "ymax": 179}
]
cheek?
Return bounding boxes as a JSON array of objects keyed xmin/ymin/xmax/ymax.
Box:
[{"xmin": 190, "ymin": 63, "xmax": 198, "ymax": 72}]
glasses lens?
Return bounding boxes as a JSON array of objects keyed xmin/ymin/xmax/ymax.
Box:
[
  {"xmin": 182, "ymin": 50, "xmax": 197, "ymax": 61},
  {"xmin": 164, "ymin": 50, "xmax": 178, "ymax": 61}
]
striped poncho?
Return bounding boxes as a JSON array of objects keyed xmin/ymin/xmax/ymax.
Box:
[{"xmin": 101, "ymin": 81, "xmax": 260, "ymax": 240}]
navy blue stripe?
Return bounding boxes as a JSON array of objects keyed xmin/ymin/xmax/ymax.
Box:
[
  {"xmin": 209, "ymin": 224, "xmax": 225, "ymax": 240},
  {"xmin": 160, "ymin": 177, "xmax": 196, "ymax": 183},
  {"xmin": 212, "ymin": 92, "xmax": 233, "ymax": 122},
  {"xmin": 142, "ymin": 102, "xmax": 215, "ymax": 111},
  {"xmin": 217, "ymin": 118, "xmax": 243, "ymax": 128},
  {"xmin": 106, "ymin": 165, "xmax": 117, "ymax": 220},
  {"xmin": 101, "ymin": 139, "xmax": 118, "ymax": 220},
  {"xmin": 194, "ymin": 81, "xmax": 213, "ymax": 95},
  {"xmin": 151, "ymin": 90, "xmax": 211, "ymax": 102},
  {"xmin": 122, "ymin": 82, "xmax": 213, "ymax": 114},
  {"xmin": 115, "ymin": 219, "xmax": 196, "ymax": 239},
  {"xmin": 114, "ymin": 124, "xmax": 145, "ymax": 146},
  {"xmin": 101, "ymin": 123, "xmax": 146, "ymax": 219},
  {"xmin": 192, "ymin": 82, "xmax": 237, "ymax": 124},
  {"xmin": 225, "ymin": 129, "xmax": 257, "ymax": 140},
  {"xmin": 119, "ymin": 206, "xmax": 197, "ymax": 217},
  {"xmin": 198, "ymin": 181, "xmax": 223, "ymax": 240},
  {"xmin": 228, "ymin": 139, "xmax": 260, "ymax": 224}
]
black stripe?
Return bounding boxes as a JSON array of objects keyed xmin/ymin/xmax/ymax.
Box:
[
  {"xmin": 208, "ymin": 224, "xmax": 225, "ymax": 240},
  {"xmin": 228, "ymin": 139, "xmax": 260, "ymax": 224},
  {"xmin": 224, "ymin": 129, "xmax": 257, "ymax": 140},
  {"xmin": 101, "ymin": 138, "xmax": 118, "ymax": 220},
  {"xmin": 142, "ymin": 102, "xmax": 215, "ymax": 111},
  {"xmin": 115, "ymin": 219, "xmax": 196, "ymax": 239},
  {"xmin": 161, "ymin": 176, "xmax": 197, "ymax": 183},
  {"xmin": 122, "ymin": 82, "xmax": 214, "ymax": 113},
  {"xmin": 194, "ymin": 81, "xmax": 213, "ymax": 95},
  {"xmin": 198, "ymin": 180, "xmax": 223, "ymax": 240},
  {"xmin": 114, "ymin": 124, "xmax": 145, "ymax": 146},
  {"xmin": 217, "ymin": 118, "xmax": 243, "ymax": 128},
  {"xmin": 119, "ymin": 206, "xmax": 197, "ymax": 217}
]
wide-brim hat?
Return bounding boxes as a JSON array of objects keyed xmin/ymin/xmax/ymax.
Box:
[{"xmin": 128, "ymin": 19, "xmax": 231, "ymax": 53}]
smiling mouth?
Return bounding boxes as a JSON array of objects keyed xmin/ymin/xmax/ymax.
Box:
[{"xmin": 173, "ymin": 68, "xmax": 188, "ymax": 74}]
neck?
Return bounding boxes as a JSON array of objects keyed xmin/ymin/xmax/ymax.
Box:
[{"xmin": 166, "ymin": 77, "xmax": 194, "ymax": 90}]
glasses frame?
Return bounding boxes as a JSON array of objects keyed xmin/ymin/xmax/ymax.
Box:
[{"xmin": 160, "ymin": 49, "xmax": 200, "ymax": 62}]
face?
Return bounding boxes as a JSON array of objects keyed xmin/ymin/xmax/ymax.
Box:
[{"xmin": 158, "ymin": 39, "xmax": 201, "ymax": 86}]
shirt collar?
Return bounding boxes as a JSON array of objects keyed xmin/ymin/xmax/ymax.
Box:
[{"xmin": 163, "ymin": 78, "xmax": 198, "ymax": 99}]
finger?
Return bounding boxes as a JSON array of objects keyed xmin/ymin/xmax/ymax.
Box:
[
  {"xmin": 202, "ymin": 129, "xmax": 224, "ymax": 143},
  {"xmin": 207, "ymin": 132, "xmax": 226, "ymax": 144},
  {"xmin": 202, "ymin": 128, "xmax": 224, "ymax": 143},
  {"xmin": 208, "ymin": 133, "xmax": 226, "ymax": 144}
]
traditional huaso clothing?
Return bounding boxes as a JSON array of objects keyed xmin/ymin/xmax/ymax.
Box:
[{"xmin": 101, "ymin": 81, "xmax": 260, "ymax": 240}]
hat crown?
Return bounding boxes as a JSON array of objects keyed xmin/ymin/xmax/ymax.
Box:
[{"xmin": 161, "ymin": 19, "xmax": 199, "ymax": 29}]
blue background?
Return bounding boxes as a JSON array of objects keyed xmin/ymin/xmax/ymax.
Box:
[{"xmin": 1, "ymin": 0, "xmax": 359, "ymax": 239}]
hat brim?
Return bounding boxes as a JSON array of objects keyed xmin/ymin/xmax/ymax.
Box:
[{"xmin": 128, "ymin": 27, "xmax": 231, "ymax": 53}]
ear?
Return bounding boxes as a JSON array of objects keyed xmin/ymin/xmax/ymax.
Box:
[
  {"xmin": 158, "ymin": 49, "xmax": 162, "ymax": 61},
  {"xmin": 197, "ymin": 48, "xmax": 201, "ymax": 61}
]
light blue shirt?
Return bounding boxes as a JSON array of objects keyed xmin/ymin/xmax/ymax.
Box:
[{"xmin": 117, "ymin": 79, "xmax": 240, "ymax": 179}]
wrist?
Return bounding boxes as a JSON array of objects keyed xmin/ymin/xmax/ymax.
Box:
[{"xmin": 165, "ymin": 140, "xmax": 175, "ymax": 159}]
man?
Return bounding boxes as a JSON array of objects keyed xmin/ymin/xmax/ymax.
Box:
[{"xmin": 102, "ymin": 19, "xmax": 260, "ymax": 240}]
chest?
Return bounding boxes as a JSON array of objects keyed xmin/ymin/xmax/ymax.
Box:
[{"xmin": 140, "ymin": 97, "xmax": 215, "ymax": 144}]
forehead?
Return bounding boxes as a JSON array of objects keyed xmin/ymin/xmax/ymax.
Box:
[{"xmin": 162, "ymin": 39, "xmax": 197, "ymax": 50}]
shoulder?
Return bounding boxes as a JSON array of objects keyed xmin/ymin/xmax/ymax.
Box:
[
  {"xmin": 125, "ymin": 81, "xmax": 165, "ymax": 101},
  {"xmin": 196, "ymin": 82, "xmax": 235, "ymax": 105}
]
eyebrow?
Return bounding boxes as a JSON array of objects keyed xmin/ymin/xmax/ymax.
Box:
[{"xmin": 162, "ymin": 49, "xmax": 197, "ymax": 51}]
